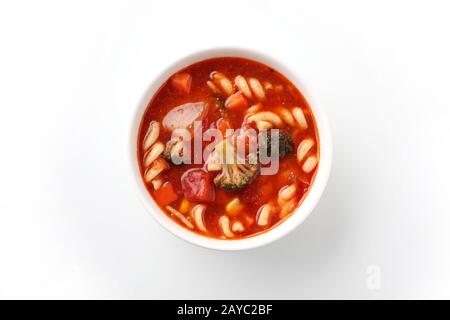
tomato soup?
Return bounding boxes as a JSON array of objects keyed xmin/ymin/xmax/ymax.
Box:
[{"xmin": 137, "ymin": 57, "xmax": 319, "ymax": 239}]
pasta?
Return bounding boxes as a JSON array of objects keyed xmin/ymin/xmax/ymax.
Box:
[
  {"xmin": 257, "ymin": 204, "xmax": 273, "ymax": 226},
  {"xmin": 151, "ymin": 177, "xmax": 163, "ymax": 190},
  {"xmin": 166, "ymin": 205, "xmax": 194, "ymax": 229},
  {"xmin": 143, "ymin": 142, "xmax": 164, "ymax": 168},
  {"xmin": 231, "ymin": 221, "xmax": 245, "ymax": 233},
  {"xmin": 210, "ymin": 71, "xmax": 233, "ymax": 96},
  {"xmin": 246, "ymin": 111, "xmax": 283, "ymax": 127},
  {"xmin": 190, "ymin": 204, "xmax": 207, "ymax": 232},
  {"xmin": 302, "ymin": 156, "xmax": 318, "ymax": 173},
  {"xmin": 234, "ymin": 75, "xmax": 266, "ymax": 100},
  {"xmin": 292, "ymin": 107, "xmax": 308, "ymax": 129},
  {"xmin": 277, "ymin": 107, "xmax": 295, "ymax": 126},
  {"xmin": 219, "ymin": 216, "xmax": 234, "ymax": 238},
  {"xmin": 297, "ymin": 138, "xmax": 314, "ymax": 162},
  {"xmin": 278, "ymin": 184, "xmax": 297, "ymax": 202},
  {"xmin": 248, "ymin": 78, "xmax": 265, "ymax": 100},
  {"xmin": 143, "ymin": 121, "xmax": 160, "ymax": 151},
  {"xmin": 234, "ymin": 75, "xmax": 253, "ymax": 98}
]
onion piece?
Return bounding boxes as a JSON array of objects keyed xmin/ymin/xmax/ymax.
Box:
[{"xmin": 162, "ymin": 102, "xmax": 208, "ymax": 132}]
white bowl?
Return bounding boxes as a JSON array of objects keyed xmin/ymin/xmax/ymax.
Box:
[{"xmin": 129, "ymin": 47, "xmax": 332, "ymax": 250}]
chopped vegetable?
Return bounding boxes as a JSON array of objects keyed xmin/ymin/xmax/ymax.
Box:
[
  {"xmin": 153, "ymin": 181, "xmax": 178, "ymax": 206},
  {"xmin": 171, "ymin": 73, "xmax": 192, "ymax": 94},
  {"xmin": 179, "ymin": 198, "xmax": 192, "ymax": 214},
  {"xmin": 213, "ymin": 139, "xmax": 260, "ymax": 191},
  {"xmin": 259, "ymin": 129, "xmax": 294, "ymax": 158},
  {"xmin": 162, "ymin": 102, "xmax": 208, "ymax": 132},
  {"xmin": 225, "ymin": 197, "xmax": 245, "ymax": 216},
  {"xmin": 225, "ymin": 92, "xmax": 248, "ymax": 110},
  {"xmin": 181, "ymin": 169, "xmax": 215, "ymax": 203},
  {"xmin": 163, "ymin": 136, "xmax": 186, "ymax": 165}
]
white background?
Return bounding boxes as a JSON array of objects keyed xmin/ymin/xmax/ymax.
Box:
[{"xmin": 1, "ymin": 0, "xmax": 449, "ymax": 299}]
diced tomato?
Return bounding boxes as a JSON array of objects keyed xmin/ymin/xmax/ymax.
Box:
[
  {"xmin": 216, "ymin": 118, "xmax": 232, "ymax": 136},
  {"xmin": 181, "ymin": 169, "xmax": 215, "ymax": 203},
  {"xmin": 225, "ymin": 92, "xmax": 248, "ymax": 110},
  {"xmin": 153, "ymin": 181, "xmax": 178, "ymax": 206},
  {"xmin": 171, "ymin": 73, "xmax": 192, "ymax": 94}
]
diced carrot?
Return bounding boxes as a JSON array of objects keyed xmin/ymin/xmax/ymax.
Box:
[
  {"xmin": 225, "ymin": 92, "xmax": 248, "ymax": 110},
  {"xmin": 153, "ymin": 181, "xmax": 178, "ymax": 206},
  {"xmin": 171, "ymin": 73, "xmax": 192, "ymax": 94},
  {"xmin": 178, "ymin": 198, "xmax": 192, "ymax": 214}
]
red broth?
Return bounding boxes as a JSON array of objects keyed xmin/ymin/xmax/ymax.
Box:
[{"xmin": 137, "ymin": 57, "xmax": 319, "ymax": 239}]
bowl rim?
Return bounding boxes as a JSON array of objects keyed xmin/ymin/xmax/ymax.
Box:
[{"xmin": 128, "ymin": 47, "xmax": 333, "ymax": 251}]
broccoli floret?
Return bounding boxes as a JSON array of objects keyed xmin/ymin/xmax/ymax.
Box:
[
  {"xmin": 163, "ymin": 136, "xmax": 185, "ymax": 165},
  {"xmin": 259, "ymin": 129, "xmax": 294, "ymax": 158},
  {"xmin": 214, "ymin": 159, "xmax": 260, "ymax": 191},
  {"xmin": 212, "ymin": 140, "xmax": 260, "ymax": 191}
]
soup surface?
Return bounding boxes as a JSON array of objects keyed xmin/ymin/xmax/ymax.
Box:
[{"xmin": 138, "ymin": 57, "xmax": 319, "ymax": 239}]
